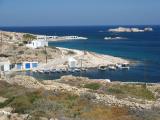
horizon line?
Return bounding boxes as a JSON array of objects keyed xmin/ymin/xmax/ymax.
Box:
[{"xmin": 0, "ymin": 24, "xmax": 160, "ymax": 28}]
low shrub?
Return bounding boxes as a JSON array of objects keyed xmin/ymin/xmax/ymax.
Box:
[
  {"xmin": 106, "ymin": 84, "xmax": 155, "ymax": 100},
  {"xmin": 67, "ymin": 50, "xmax": 75, "ymax": 55},
  {"xmin": 80, "ymin": 93, "xmax": 96, "ymax": 101},
  {"xmin": 23, "ymin": 40, "xmax": 28, "ymax": 44},
  {"xmin": 107, "ymin": 88, "xmax": 124, "ymax": 94},
  {"xmin": 67, "ymin": 94, "xmax": 78, "ymax": 101},
  {"xmin": 10, "ymin": 95, "xmax": 33, "ymax": 113},
  {"xmin": 84, "ymin": 83, "xmax": 101, "ymax": 90},
  {"xmin": 0, "ymin": 97, "xmax": 15, "ymax": 108},
  {"xmin": 18, "ymin": 50, "xmax": 24, "ymax": 55},
  {"xmin": 18, "ymin": 43, "xmax": 24, "ymax": 46}
]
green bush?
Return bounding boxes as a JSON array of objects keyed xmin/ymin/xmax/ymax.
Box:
[
  {"xmin": 67, "ymin": 94, "xmax": 78, "ymax": 101},
  {"xmin": 84, "ymin": 83, "xmax": 101, "ymax": 90},
  {"xmin": 108, "ymin": 88, "xmax": 124, "ymax": 94},
  {"xmin": 18, "ymin": 43, "xmax": 24, "ymax": 46},
  {"xmin": 10, "ymin": 96, "xmax": 32, "ymax": 113},
  {"xmin": 23, "ymin": 34, "xmax": 36, "ymax": 41},
  {"xmin": 67, "ymin": 50, "xmax": 75, "ymax": 55},
  {"xmin": 80, "ymin": 93, "xmax": 96, "ymax": 100},
  {"xmin": 23, "ymin": 40, "xmax": 28, "ymax": 44},
  {"xmin": 0, "ymin": 97, "xmax": 15, "ymax": 108},
  {"xmin": 9, "ymin": 92, "xmax": 42, "ymax": 114},
  {"xmin": 18, "ymin": 50, "xmax": 24, "ymax": 55},
  {"xmin": 106, "ymin": 84, "xmax": 155, "ymax": 100}
]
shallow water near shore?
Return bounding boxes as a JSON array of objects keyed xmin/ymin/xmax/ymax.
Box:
[
  {"xmin": 19, "ymin": 64, "xmax": 158, "ymax": 83},
  {"xmin": 1, "ymin": 26, "xmax": 160, "ymax": 83}
]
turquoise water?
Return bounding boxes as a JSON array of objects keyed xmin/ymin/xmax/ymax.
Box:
[{"xmin": 1, "ymin": 26, "xmax": 160, "ymax": 83}]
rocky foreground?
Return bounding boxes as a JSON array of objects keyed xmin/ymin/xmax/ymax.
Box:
[{"xmin": 0, "ymin": 75, "xmax": 160, "ymax": 120}]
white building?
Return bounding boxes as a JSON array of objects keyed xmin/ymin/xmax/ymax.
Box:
[
  {"xmin": 26, "ymin": 35, "xmax": 48, "ymax": 49},
  {"xmin": 0, "ymin": 58, "xmax": 11, "ymax": 72},
  {"xmin": 68, "ymin": 57, "xmax": 77, "ymax": 68},
  {"xmin": 15, "ymin": 61, "xmax": 38, "ymax": 71}
]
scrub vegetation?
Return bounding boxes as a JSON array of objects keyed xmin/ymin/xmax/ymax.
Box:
[
  {"xmin": 58, "ymin": 77, "xmax": 156, "ymax": 101},
  {"xmin": 105, "ymin": 84, "xmax": 155, "ymax": 100},
  {"xmin": 84, "ymin": 83, "xmax": 101, "ymax": 90},
  {"xmin": 0, "ymin": 80, "xmax": 142, "ymax": 120},
  {"xmin": 23, "ymin": 34, "xmax": 36, "ymax": 41}
]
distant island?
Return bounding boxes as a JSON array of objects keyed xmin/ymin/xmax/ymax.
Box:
[{"xmin": 108, "ymin": 27, "xmax": 153, "ymax": 32}]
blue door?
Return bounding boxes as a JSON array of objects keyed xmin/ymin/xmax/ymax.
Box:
[{"xmin": 25, "ymin": 63, "xmax": 31, "ymax": 69}]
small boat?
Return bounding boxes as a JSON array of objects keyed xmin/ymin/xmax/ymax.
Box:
[
  {"xmin": 67, "ymin": 69, "xmax": 72, "ymax": 72},
  {"xmin": 98, "ymin": 66, "xmax": 107, "ymax": 71},
  {"xmin": 56, "ymin": 69, "xmax": 62, "ymax": 73},
  {"xmin": 116, "ymin": 64, "xmax": 122, "ymax": 69},
  {"xmin": 32, "ymin": 69, "xmax": 38, "ymax": 73},
  {"xmin": 108, "ymin": 65, "xmax": 116, "ymax": 70},
  {"xmin": 37, "ymin": 70, "xmax": 43, "ymax": 74},
  {"xmin": 61, "ymin": 69, "xmax": 67, "ymax": 73},
  {"xmin": 43, "ymin": 70, "xmax": 50, "ymax": 74},
  {"xmin": 81, "ymin": 68, "xmax": 87, "ymax": 71},
  {"xmin": 121, "ymin": 63, "xmax": 130, "ymax": 70},
  {"xmin": 50, "ymin": 69, "xmax": 56, "ymax": 73},
  {"xmin": 75, "ymin": 68, "xmax": 81, "ymax": 72},
  {"xmin": 68, "ymin": 69, "xmax": 75, "ymax": 73}
]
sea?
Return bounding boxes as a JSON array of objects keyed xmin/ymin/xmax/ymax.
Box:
[{"xmin": 0, "ymin": 26, "xmax": 160, "ymax": 83}]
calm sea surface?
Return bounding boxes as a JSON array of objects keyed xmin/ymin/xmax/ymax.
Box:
[{"xmin": 1, "ymin": 26, "xmax": 160, "ymax": 83}]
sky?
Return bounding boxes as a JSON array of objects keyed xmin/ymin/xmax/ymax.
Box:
[{"xmin": 0, "ymin": 0, "xmax": 160, "ymax": 26}]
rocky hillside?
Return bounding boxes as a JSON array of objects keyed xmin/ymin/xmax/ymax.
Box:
[
  {"xmin": 0, "ymin": 42, "xmax": 61, "ymax": 63},
  {"xmin": 0, "ymin": 75, "xmax": 160, "ymax": 120},
  {"xmin": 0, "ymin": 30, "xmax": 25, "ymax": 43}
]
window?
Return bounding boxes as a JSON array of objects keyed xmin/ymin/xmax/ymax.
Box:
[
  {"xmin": 32, "ymin": 63, "xmax": 38, "ymax": 68},
  {"xmin": 17, "ymin": 63, "xmax": 22, "ymax": 69}
]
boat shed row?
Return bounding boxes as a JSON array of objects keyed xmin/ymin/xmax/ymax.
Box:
[
  {"xmin": 0, "ymin": 57, "xmax": 38, "ymax": 72},
  {"xmin": 15, "ymin": 61, "xmax": 38, "ymax": 71}
]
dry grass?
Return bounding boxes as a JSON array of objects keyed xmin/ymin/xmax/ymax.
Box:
[
  {"xmin": 1, "ymin": 43, "xmax": 61, "ymax": 63},
  {"xmin": 105, "ymin": 84, "xmax": 155, "ymax": 100},
  {"xmin": 0, "ymin": 80, "xmax": 141, "ymax": 120},
  {"xmin": 81, "ymin": 106, "xmax": 136, "ymax": 120},
  {"xmin": 58, "ymin": 77, "xmax": 155, "ymax": 101}
]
